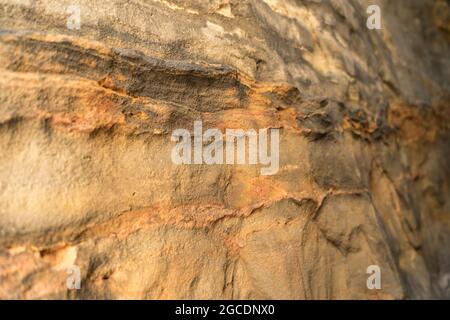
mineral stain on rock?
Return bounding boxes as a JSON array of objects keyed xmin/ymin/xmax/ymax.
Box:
[{"xmin": 0, "ymin": 0, "xmax": 449, "ymax": 299}]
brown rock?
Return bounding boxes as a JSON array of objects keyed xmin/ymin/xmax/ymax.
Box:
[{"xmin": 0, "ymin": 0, "xmax": 449, "ymax": 299}]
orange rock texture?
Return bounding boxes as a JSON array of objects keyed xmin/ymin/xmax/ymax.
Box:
[{"xmin": 0, "ymin": 0, "xmax": 449, "ymax": 299}]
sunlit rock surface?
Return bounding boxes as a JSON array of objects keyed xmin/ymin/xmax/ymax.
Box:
[{"xmin": 0, "ymin": 0, "xmax": 449, "ymax": 299}]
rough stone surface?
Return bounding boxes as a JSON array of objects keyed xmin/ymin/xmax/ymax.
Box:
[{"xmin": 0, "ymin": 0, "xmax": 449, "ymax": 299}]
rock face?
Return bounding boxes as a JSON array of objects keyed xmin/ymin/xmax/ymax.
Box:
[{"xmin": 0, "ymin": 0, "xmax": 449, "ymax": 299}]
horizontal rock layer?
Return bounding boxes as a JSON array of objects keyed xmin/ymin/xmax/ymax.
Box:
[{"xmin": 0, "ymin": 0, "xmax": 449, "ymax": 299}]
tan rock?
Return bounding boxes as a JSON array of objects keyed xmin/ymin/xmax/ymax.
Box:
[{"xmin": 0, "ymin": 0, "xmax": 449, "ymax": 299}]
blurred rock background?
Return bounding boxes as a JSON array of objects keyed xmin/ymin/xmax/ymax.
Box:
[{"xmin": 0, "ymin": 0, "xmax": 449, "ymax": 299}]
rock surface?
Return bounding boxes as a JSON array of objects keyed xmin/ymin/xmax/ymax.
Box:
[{"xmin": 0, "ymin": 0, "xmax": 449, "ymax": 299}]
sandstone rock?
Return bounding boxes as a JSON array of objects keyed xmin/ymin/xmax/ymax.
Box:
[{"xmin": 0, "ymin": 0, "xmax": 449, "ymax": 299}]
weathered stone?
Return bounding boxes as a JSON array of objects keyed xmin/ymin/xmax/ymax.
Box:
[{"xmin": 0, "ymin": 0, "xmax": 449, "ymax": 299}]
